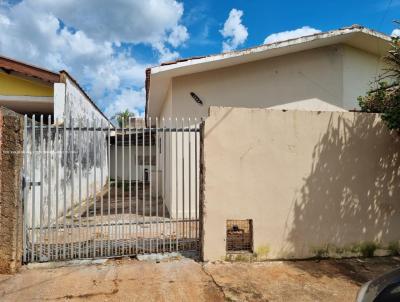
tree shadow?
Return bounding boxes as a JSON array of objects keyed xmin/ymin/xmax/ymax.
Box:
[
  {"xmin": 289, "ymin": 257, "xmax": 400, "ymax": 286},
  {"xmin": 286, "ymin": 113, "xmax": 400, "ymax": 258}
]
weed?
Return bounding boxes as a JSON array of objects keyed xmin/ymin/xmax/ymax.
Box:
[
  {"xmin": 359, "ymin": 242, "xmax": 378, "ymax": 258},
  {"xmin": 388, "ymin": 241, "xmax": 400, "ymax": 256},
  {"xmin": 255, "ymin": 245, "xmax": 270, "ymax": 260},
  {"xmin": 312, "ymin": 246, "xmax": 329, "ymax": 259}
]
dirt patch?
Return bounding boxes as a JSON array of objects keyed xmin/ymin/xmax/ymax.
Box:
[
  {"xmin": 0, "ymin": 258, "xmax": 224, "ymax": 302},
  {"xmin": 1, "ymin": 257, "xmax": 399, "ymax": 301},
  {"xmin": 205, "ymin": 257, "xmax": 400, "ymax": 302}
]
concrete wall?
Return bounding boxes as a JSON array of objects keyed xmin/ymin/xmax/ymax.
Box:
[
  {"xmin": 25, "ymin": 72, "xmax": 111, "ymax": 228},
  {"xmin": 25, "ymin": 121, "xmax": 108, "ymax": 227},
  {"xmin": 159, "ymin": 44, "xmax": 384, "ymax": 120},
  {"xmin": 202, "ymin": 107, "xmax": 400, "ymax": 261},
  {"xmin": 0, "ymin": 108, "xmax": 23, "ymax": 273},
  {"xmin": 153, "ymin": 120, "xmax": 199, "ymax": 219},
  {"xmin": 25, "ymin": 72, "xmax": 112, "ymax": 227},
  {"xmin": 55, "ymin": 73, "xmax": 109, "ymax": 127},
  {"xmin": 110, "ymin": 145, "xmax": 161, "ymax": 196},
  {"xmin": 110, "ymin": 146, "xmax": 151, "ymax": 181}
]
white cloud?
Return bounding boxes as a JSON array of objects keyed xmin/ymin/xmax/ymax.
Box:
[
  {"xmin": 31, "ymin": 0, "xmax": 188, "ymax": 47},
  {"xmin": 167, "ymin": 25, "xmax": 189, "ymax": 48},
  {"xmin": 0, "ymin": 0, "xmax": 188, "ymax": 117},
  {"xmin": 392, "ymin": 29, "xmax": 400, "ymax": 37},
  {"xmin": 264, "ymin": 26, "xmax": 321, "ymax": 44},
  {"xmin": 220, "ymin": 8, "xmax": 248, "ymax": 52},
  {"xmin": 87, "ymin": 53, "xmax": 147, "ymax": 99},
  {"xmin": 0, "ymin": 13, "xmax": 10, "ymax": 26},
  {"xmin": 153, "ymin": 41, "xmax": 180, "ymax": 63},
  {"xmin": 104, "ymin": 88, "xmax": 146, "ymax": 118}
]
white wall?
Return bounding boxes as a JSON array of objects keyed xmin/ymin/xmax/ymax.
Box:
[{"xmin": 110, "ymin": 146, "xmax": 150, "ymax": 181}]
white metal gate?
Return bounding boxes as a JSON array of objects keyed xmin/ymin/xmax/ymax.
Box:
[{"xmin": 22, "ymin": 115, "xmax": 201, "ymax": 262}]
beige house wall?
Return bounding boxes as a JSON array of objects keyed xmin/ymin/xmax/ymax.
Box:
[
  {"xmin": 168, "ymin": 44, "xmax": 384, "ymax": 119},
  {"xmin": 156, "ymin": 123, "xmax": 199, "ymax": 219},
  {"xmin": 158, "ymin": 84, "xmax": 199, "ymax": 218},
  {"xmin": 342, "ymin": 45, "xmax": 384, "ymax": 110},
  {"xmin": 159, "ymin": 85, "xmax": 173, "ymax": 213},
  {"xmin": 202, "ymin": 107, "xmax": 400, "ymax": 261}
]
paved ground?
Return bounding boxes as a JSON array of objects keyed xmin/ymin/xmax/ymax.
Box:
[{"xmin": 1, "ymin": 256, "xmax": 399, "ymax": 301}]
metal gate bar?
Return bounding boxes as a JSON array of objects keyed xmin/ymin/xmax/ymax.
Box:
[{"xmin": 23, "ymin": 115, "xmax": 201, "ymax": 263}]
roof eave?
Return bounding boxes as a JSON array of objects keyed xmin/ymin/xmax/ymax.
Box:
[
  {"xmin": 0, "ymin": 55, "xmax": 60, "ymax": 83},
  {"xmin": 145, "ymin": 25, "xmax": 392, "ymax": 117}
]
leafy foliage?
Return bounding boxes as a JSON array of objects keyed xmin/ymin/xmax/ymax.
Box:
[
  {"xmin": 111, "ymin": 109, "xmax": 135, "ymax": 128},
  {"xmin": 358, "ymin": 35, "xmax": 400, "ymax": 131}
]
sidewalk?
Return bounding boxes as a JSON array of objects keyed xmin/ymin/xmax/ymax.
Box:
[{"xmin": 1, "ymin": 256, "xmax": 399, "ymax": 301}]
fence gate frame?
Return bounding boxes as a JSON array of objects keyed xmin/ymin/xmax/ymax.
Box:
[{"xmin": 22, "ymin": 115, "xmax": 202, "ymax": 263}]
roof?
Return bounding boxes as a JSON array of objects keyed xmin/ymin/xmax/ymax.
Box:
[
  {"xmin": 0, "ymin": 55, "xmax": 112, "ymax": 123},
  {"xmin": 145, "ymin": 25, "xmax": 392, "ymax": 118},
  {"xmin": 0, "ymin": 55, "xmax": 60, "ymax": 83}
]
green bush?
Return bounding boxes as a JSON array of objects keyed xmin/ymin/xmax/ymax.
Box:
[{"xmin": 358, "ymin": 34, "xmax": 400, "ymax": 132}]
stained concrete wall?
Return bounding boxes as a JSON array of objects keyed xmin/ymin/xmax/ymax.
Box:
[
  {"xmin": 24, "ymin": 71, "xmax": 111, "ymax": 228},
  {"xmin": 0, "ymin": 108, "xmax": 23, "ymax": 273},
  {"xmin": 58, "ymin": 73, "xmax": 110, "ymax": 127},
  {"xmin": 25, "ymin": 121, "xmax": 108, "ymax": 228},
  {"xmin": 202, "ymin": 107, "xmax": 400, "ymax": 261}
]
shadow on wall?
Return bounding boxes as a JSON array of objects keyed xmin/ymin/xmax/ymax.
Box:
[{"xmin": 286, "ymin": 113, "xmax": 400, "ymax": 257}]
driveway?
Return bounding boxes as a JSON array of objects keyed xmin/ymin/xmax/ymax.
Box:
[{"xmin": 1, "ymin": 257, "xmax": 399, "ymax": 301}]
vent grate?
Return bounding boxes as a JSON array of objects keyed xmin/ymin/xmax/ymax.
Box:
[{"xmin": 226, "ymin": 219, "xmax": 253, "ymax": 252}]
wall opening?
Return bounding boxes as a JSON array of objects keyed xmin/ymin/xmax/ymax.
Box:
[{"xmin": 226, "ymin": 219, "xmax": 253, "ymax": 253}]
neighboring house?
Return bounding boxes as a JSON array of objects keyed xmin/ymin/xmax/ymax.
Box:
[
  {"xmin": 144, "ymin": 25, "xmax": 392, "ymax": 219},
  {"xmin": 0, "ymin": 55, "xmax": 113, "ymax": 227},
  {"xmin": 0, "ymin": 55, "xmax": 58, "ymax": 116},
  {"xmin": 145, "ymin": 25, "xmax": 390, "ymax": 120},
  {"xmin": 0, "ymin": 55, "xmax": 109, "ymax": 125}
]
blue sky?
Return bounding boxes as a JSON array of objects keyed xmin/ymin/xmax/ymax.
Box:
[{"xmin": 0, "ymin": 0, "xmax": 399, "ymax": 118}]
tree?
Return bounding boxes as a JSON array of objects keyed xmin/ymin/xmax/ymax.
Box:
[
  {"xmin": 112, "ymin": 109, "xmax": 135, "ymax": 128},
  {"xmin": 358, "ymin": 31, "xmax": 400, "ymax": 131}
]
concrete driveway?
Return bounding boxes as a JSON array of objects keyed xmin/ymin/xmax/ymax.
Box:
[{"xmin": 1, "ymin": 256, "xmax": 399, "ymax": 301}]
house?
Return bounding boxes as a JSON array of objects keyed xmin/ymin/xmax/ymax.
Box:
[
  {"xmin": 0, "ymin": 55, "xmax": 109, "ymax": 124},
  {"xmin": 145, "ymin": 25, "xmax": 390, "ymax": 120},
  {"xmin": 0, "ymin": 55, "xmax": 114, "ymax": 232},
  {"xmin": 144, "ymin": 25, "xmax": 392, "ymax": 220}
]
